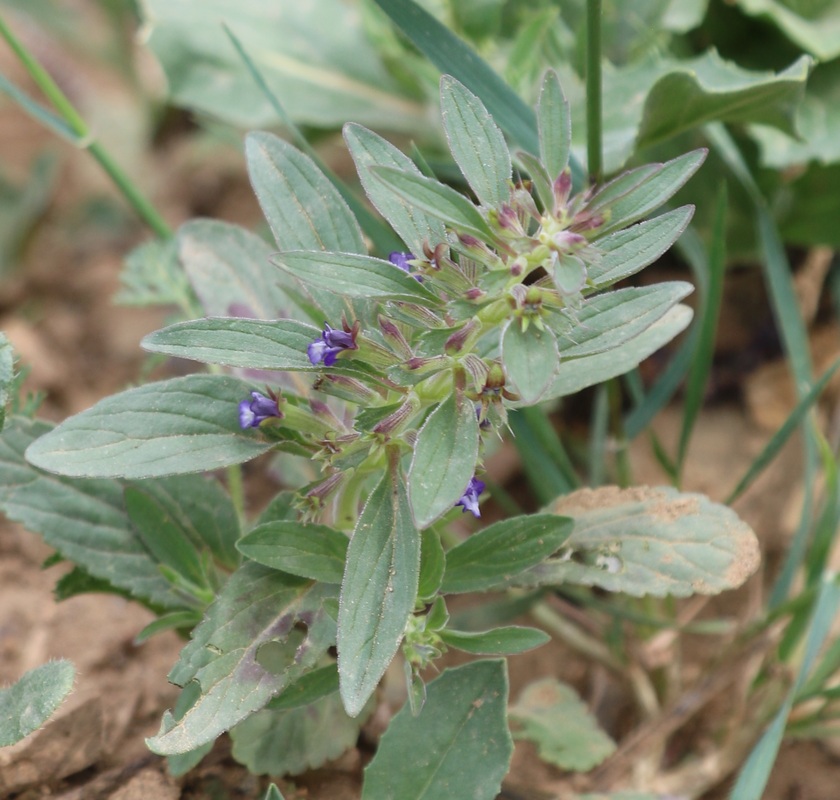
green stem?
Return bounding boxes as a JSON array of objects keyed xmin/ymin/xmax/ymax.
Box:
[
  {"xmin": 585, "ymin": 0, "xmax": 603, "ymax": 184},
  {"xmin": 0, "ymin": 14, "xmax": 172, "ymax": 239},
  {"xmin": 608, "ymin": 378, "xmax": 632, "ymax": 487},
  {"xmin": 226, "ymin": 465, "xmax": 246, "ymax": 529}
]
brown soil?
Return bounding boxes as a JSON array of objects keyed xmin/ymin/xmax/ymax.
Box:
[{"xmin": 2, "ymin": 8, "xmax": 840, "ymax": 799}]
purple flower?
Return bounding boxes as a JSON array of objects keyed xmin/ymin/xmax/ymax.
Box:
[
  {"xmin": 389, "ymin": 251, "xmax": 423, "ymax": 282},
  {"xmin": 456, "ymin": 476, "xmax": 486, "ymax": 518},
  {"xmin": 307, "ymin": 323, "xmax": 357, "ymax": 367},
  {"xmin": 239, "ymin": 391, "xmax": 282, "ymax": 429}
]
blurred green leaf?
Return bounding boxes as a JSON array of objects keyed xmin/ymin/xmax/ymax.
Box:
[
  {"xmin": 0, "ymin": 660, "xmax": 75, "ymax": 746},
  {"xmin": 516, "ymin": 486, "xmax": 760, "ymax": 597},
  {"xmin": 510, "ymin": 678, "xmax": 616, "ymax": 771},
  {"xmin": 267, "ymin": 664, "xmax": 339, "ymax": 712},
  {"xmin": 538, "ymin": 69, "xmax": 572, "ymax": 180},
  {"xmin": 418, "ymin": 528, "xmax": 446, "ymax": 600},
  {"xmin": 0, "ymin": 418, "xmax": 183, "ymax": 607},
  {"xmin": 231, "ymin": 690, "xmax": 366, "ymax": 776},
  {"xmin": 362, "ymin": 660, "xmax": 512, "ymax": 800},
  {"xmin": 116, "ymin": 237, "xmax": 195, "ymax": 312},
  {"xmin": 141, "ymin": 0, "xmax": 427, "ymax": 131},
  {"xmin": 733, "ymin": 0, "xmax": 840, "ymax": 60}
]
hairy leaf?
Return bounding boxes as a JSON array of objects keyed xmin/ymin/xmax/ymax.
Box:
[
  {"xmin": 148, "ymin": 563, "xmax": 336, "ymax": 754},
  {"xmin": 362, "ymin": 660, "xmax": 512, "ymax": 800},
  {"xmin": 442, "ymin": 514, "xmax": 572, "ymax": 594},
  {"xmin": 409, "ymin": 393, "xmax": 480, "ymax": 528},
  {"xmin": 440, "ymin": 76, "xmax": 511, "ymax": 207},
  {"xmin": 25, "ymin": 375, "xmax": 272, "ymax": 480},
  {"xmin": 510, "ymin": 678, "xmax": 616, "ymax": 771},
  {"xmin": 0, "ymin": 660, "xmax": 75, "ymax": 746},
  {"xmin": 514, "ymin": 486, "xmax": 760, "ymax": 597},
  {"xmin": 338, "ymin": 466, "xmax": 420, "ymax": 716},
  {"xmin": 440, "ymin": 626, "xmax": 550, "ymax": 655},
  {"xmin": 238, "ymin": 521, "xmax": 348, "ymax": 584},
  {"xmin": 501, "ymin": 322, "xmax": 559, "ymax": 404}
]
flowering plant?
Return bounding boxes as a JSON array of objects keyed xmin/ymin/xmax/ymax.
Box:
[{"xmin": 4, "ymin": 68, "xmax": 760, "ymax": 795}]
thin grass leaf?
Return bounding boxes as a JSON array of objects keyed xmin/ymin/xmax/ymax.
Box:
[
  {"xmin": 588, "ymin": 384, "xmax": 609, "ymax": 487},
  {"xmin": 0, "ymin": 73, "xmax": 80, "ymax": 142},
  {"xmin": 676, "ymin": 186, "xmax": 727, "ymax": 475},
  {"xmin": 730, "ymin": 576, "xmax": 840, "ymax": 800},
  {"xmin": 725, "ymin": 357, "xmax": 840, "ymax": 505},
  {"xmin": 370, "ymin": 0, "xmax": 585, "ymax": 189}
]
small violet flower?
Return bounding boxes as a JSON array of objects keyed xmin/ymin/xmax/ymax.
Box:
[
  {"xmin": 456, "ymin": 476, "xmax": 486, "ymax": 518},
  {"xmin": 389, "ymin": 251, "xmax": 423, "ymax": 282},
  {"xmin": 307, "ymin": 322, "xmax": 357, "ymax": 367},
  {"xmin": 239, "ymin": 391, "xmax": 282, "ymax": 429}
]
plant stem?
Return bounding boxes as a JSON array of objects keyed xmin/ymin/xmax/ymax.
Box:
[
  {"xmin": 585, "ymin": 0, "xmax": 603, "ymax": 184},
  {"xmin": 0, "ymin": 14, "xmax": 172, "ymax": 239},
  {"xmin": 226, "ymin": 465, "xmax": 246, "ymax": 529}
]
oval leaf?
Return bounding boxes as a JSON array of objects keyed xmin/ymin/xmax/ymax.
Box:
[
  {"xmin": 143, "ymin": 318, "xmax": 320, "ymax": 371},
  {"xmin": 25, "ymin": 375, "xmax": 273, "ymax": 479},
  {"xmin": 344, "ymin": 122, "xmax": 447, "ymax": 255},
  {"xmin": 441, "ymin": 513, "xmax": 573, "ymax": 594},
  {"xmin": 501, "ymin": 321, "xmax": 560, "ymax": 404},
  {"xmin": 238, "ymin": 521, "xmax": 349, "ymax": 584},
  {"xmin": 513, "ymin": 486, "xmax": 761, "ymax": 597},
  {"xmin": 0, "ymin": 660, "xmax": 75, "ymax": 746},
  {"xmin": 440, "ymin": 76, "xmax": 511, "ymax": 207},
  {"xmin": 372, "ymin": 166, "xmax": 495, "ymax": 241},
  {"xmin": 409, "ymin": 393, "xmax": 480, "ymax": 528},
  {"xmin": 537, "ymin": 69, "xmax": 571, "ymax": 180},
  {"xmin": 338, "ymin": 466, "xmax": 420, "ymax": 717},
  {"xmin": 440, "ymin": 626, "xmax": 550, "ymax": 655},
  {"xmin": 362, "ymin": 660, "xmax": 512, "ymax": 800}
]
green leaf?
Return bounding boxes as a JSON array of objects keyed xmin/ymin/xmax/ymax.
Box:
[
  {"xmin": 142, "ymin": 318, "xmax": 320, "ymax": 372},
  {"xmin": 408, "ymin": 393, "xmax": 480, "ymax": 528},
  {"xmin": 267, "ymin": 664, "xmax": 339, "ymax": 711},
  {"xmin": 440, "ymin": 626, "xmax": 550, "ymax": 655},
  {"xmin": 538, "ymin": 69, "xmax": 571, "ymax": 180},
  {"xmin": 263, "ymin": 785, "xmax": 286, "ymax": 800},
  {"xmin": 552, "ymin": 282, "xmax": 694, "ymax": 358},
  {"xmin": 372, "ymin": 166, "xmax": 495, "ymax": 241},
  {"xmin": 362, "ymin": 659, "xmax": 512, "ymax": 800},
  {"xmin": 418, "ymin": 527, "xmax": 446, "ymax": 600},
  {"xmin": 177, "ymin": 219, "xmax": 308, "ymax": 322},
  {"xmin": 510, "ymin": 678, "xmax": 616, "ymax": 771},
  {"xmin": 136, "ymin": 611, "xmax": 202, "ymax": 643},
  {"xmin": 370, "ymin": 0, "xmax": 539, "ymax": 155},
  {"xmin": 515, "ymin": 486, "xmax": 760, "ymax": 597},
  {"xmin": 0, "ymin": 418, "xmax": 182, "ymax": 607},
  {"xmin": 338, "ymin": 465, "xmax": 420, "ymax": 717},
  {"xmin": 237, "ymin": 521, "xmax": 348, "ymax": 584},
  {"xmin": 231, "ymin": 690, "xmax": 366, "ymax": 776},
  {"xmin": 141, "ymin": 0, "xmax": 427, "ymax": 132},
  {"xmin": 25, "ymin": 375, "xmax": 273, "ymax": 479},
  {"xmin": 116, "ymin": 237, "xmax": 195, "ymax": 312},
  {"xmin": 593, "ymin": 150, "xmax": 707, "ymax": 235},
  {"xmin": 501, "ymin": 322, "xmax": 559, "ymax": 404},
  {"xmin": 148, "ymin": 562, "xmax": 336, "ymax": 754},
  {"xmin": 246, "ymin": 132, "xmax": 365, "ymax": 256},
  {"xmin": 0, "ymin": 332, "xmax": 14, "ymax": 431},
  {"xmin": 272, "ymin": 251, "xmax": 441, "ymax": 305},
  {"xmin": 441, "ymin": 513, "xmax": 573, "ymax": 594},
  {"xmin": 536, "ymin": 304, "xmax": 693, "ymax": 402},
  {"xmin": 636, "ymin": 54, "xmax": 811, "ymax": 150},
  {"xmin": 589, "ymin": 206, "xmax": 694, "ymax": 288},
  {"xmin": 344, "ymin": 123, "xmax": 447, "ymax": 255},
  {"xmin": 0, "ymin": 72, "xmax": 81, "ymax": 143},
  {"xmin": 125, "ymin": 486, "xmax": 208, "ymax": 591},
  {"xmin": 439, "ymin": 76, "xmax": 511, "ymax": 208},
  {"xmin": 734, "ymin": 0, "xmax": 840, "ymax": 61},
  {"xmin": 0, "ymin": 660, "xmax": 75, "ymax": 746}
]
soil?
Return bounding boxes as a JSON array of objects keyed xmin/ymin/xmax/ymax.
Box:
[{"xmin": 2, "ymin": 8, "xmax": 840, "ymax": 800}]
